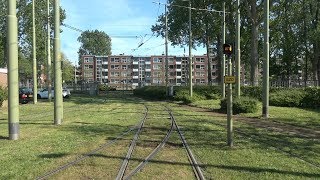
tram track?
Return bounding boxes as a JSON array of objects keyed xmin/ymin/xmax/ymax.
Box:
[
  {"xmin": 36, "ymin": 103, "xmax": 205, "ymax": 179},
  {"xmin": 117, "ymin": 104, "xmax": 205, "ymax": 180}
]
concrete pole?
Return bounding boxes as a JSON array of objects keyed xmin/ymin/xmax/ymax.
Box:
[
  {"xmin": 54, "ymin": 0, "xmax": 63, "ymax": 125},
  {"xmin": 188, "ymin": 0, "xmax": 193, "ymax": 97},
  {"xmin": 236, "ymin": 0, "xmax": 241, "ymax": 97},
  {"xmin": 47, "ymin": 0, "xmax": 52, "ymax": 102},
  {"xmin": 262, "ymin": 0, "xmax": 270, "ymax": 118},
  {"xmin": 32, "ymin": 0, "xmax": 37, "ymax": 104},
  {"xmin": 7, "ymin": 0, "xmax": 19, "ymax": 140},
  {"xmin": 165, "ymin": 2, "xmax": 169, "ymax": 96},
  {"xmin": 227, "ymin": 55, "xmax": 233, "ymax": 147},
  {"xmin": 221, "ymin": 3, "xmax": 226, "ymax": 98}
]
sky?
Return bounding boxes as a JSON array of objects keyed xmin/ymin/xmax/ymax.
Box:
[{"xmin": 60, "ymin": 0, "xmax": 207, "ymax": 64}]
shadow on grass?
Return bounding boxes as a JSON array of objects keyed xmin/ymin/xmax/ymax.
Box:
[
  {"xmin": 87, "ymin": 153, "xmax": 320, "ymax": 178},
  {"xmin": 39, "ymin": 153, "xmax": 69, "ymax": 159},
  {"xmin": 0, "ymin": 136, "xmax": 8, "ymax": 140}
]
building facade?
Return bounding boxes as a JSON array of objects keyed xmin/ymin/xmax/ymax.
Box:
[{"xmin": 81, "ymin": 54, "xmax": 222, "ymax": 89}]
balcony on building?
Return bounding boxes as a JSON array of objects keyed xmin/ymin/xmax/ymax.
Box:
[
  {"xmin": 175, "ymin": 61, "xmax": 182, "ymax": 65},
  {"xmin": 133, "ymin": 76, "xmax": 139, "ymax": 79},
  {"xmin": 133, "ymin": 69, "xmax": 139, "ymax": 72},
  {"xmin": 102, "ymin": 76, "xmax": 108, "ymax": 79},
  {"xmin": 145, "ymin": 68, "xmax": 151, "ymax": 72},
  {"xmin": 133, "ymin": 61, "xmax": 139, "ymax": 65},
  {"xmin": 145, "ymin": 61, "xmax": 151, "ymax": 65},
  {"xmin": 102, "ymin": 68, "xmax": 108, "ymax": 72},
  {"xmin": 176, "ymin": 76, "xmax": 182, "ymax": 79}
]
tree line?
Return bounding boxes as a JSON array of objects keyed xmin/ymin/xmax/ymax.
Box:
[
  {"xmin": 152, "ymin": 0, "xmax": 320, "ymax": 86},
  {"xmin": 0, "ymin": 0, "xmax": 74, "ymax": 85}
]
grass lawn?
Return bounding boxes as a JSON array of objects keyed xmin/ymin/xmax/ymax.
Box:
[{"xmin": 0, "ymin": 94, "xmax": 319, "ymax": 179}]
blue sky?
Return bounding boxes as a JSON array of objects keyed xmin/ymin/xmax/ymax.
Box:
[{"xmin": 60, "ymin": 0, "xmax": 206, "ymax": 64}]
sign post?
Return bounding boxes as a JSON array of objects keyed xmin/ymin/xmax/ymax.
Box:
[{"xmin": 223, "ymin": 44, "xmax": 234, "ymax": 147}]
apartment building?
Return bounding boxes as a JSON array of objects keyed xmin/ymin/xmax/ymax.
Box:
[{"xmin": 81, "ymin": 54, "xmax": 220, "ymax": 89}]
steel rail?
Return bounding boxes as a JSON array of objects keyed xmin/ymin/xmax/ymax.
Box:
[
  {"xmin": 36, "ymin": 105, "xmax": 148, "ymax": 180},
  {"xmin": 115, "ymin": 105, "xmax": 148, "ymax": 180},
  {"xmin": 123, "ymin": 107, "xmax": 175, "ymax": 179},
  {"xmin": 172, "ymin": 111, "xmax": 205, "ymax": 180}
]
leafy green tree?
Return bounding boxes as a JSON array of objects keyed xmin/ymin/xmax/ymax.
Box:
[
  {"xmin": 77, "ymin": 30, "xmax": 112, "ymax": 64},
  {"xmin": 61, "ymin": 53, "xmax": 74, "ymax": 83}
]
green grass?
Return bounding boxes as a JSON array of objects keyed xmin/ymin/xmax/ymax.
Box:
[
  {"xmin": 170, "ymin": 103, "xmax": 320, "ymax": 179},
  {"xmin": 0, "ymin": 94, "xmax": 319, "ymax": 179}
]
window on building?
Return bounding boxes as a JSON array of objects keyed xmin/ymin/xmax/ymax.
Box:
[
  {"xmin": 122, "ymin": 65, "xmax": 127, "ymax": 70},
  {"xmin": 111, "ymin": 72, "xmax": 120, "ymax": 77},
  {"xmin": 111, "ymin": 65, "xmax": 120, "ymax": 69},
  {"xmin": 111, "ymin": 57, "xmax": 120, "ymax": 63},
  {"xmin": 84, "ymin": 57, "xmax": 93, "ymax": 63},
  {"xmin": 153, "ymin": 64, "xmax": 162, "ymax": 70},
  {"xmin": 153, "ymin": 57, "xmax": 162, "ymax": 63}
]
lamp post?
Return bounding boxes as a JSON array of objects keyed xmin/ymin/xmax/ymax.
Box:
[
  {"xmin": 236, "ymin": 0, "xmax": 241, "ymax": 97},
  {"xmin": 54, "ymin": 0, "xmax": 63, "ymax": 125},
  {"xmin": 32, "ymin": 0, "xmax": 37, "ymax": 104},
  {"xmin": 262, "ymin": 0, "xmax": 270, "ymax": 118},
  {"xmin": 7, "ymin": 0, "xmax": 19, "ymax": 140},
  {"xmin": 47, "ymin": 0, "xmax": 52, "ymax": 102},
  {"xmin": 182, "ymin": 0, "xmax": 193, "ymax": 97},
  {"xmin": 221, "ymin": 2, "xmax": 226, "ymax": 98}
]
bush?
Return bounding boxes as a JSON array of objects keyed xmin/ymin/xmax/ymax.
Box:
[
  {"xmin": 0, "ymin": 86, "xmax": 8, "ymax": 107},
  {"xmin": 269, "ymin": 89, "xmax": 305, "ymax": 107},
  {"xmin": 174, "ymin": 89, "xmax": 206, "ymax": 104},
  {"xmin": 301, "ymin": 87, "xmax": 320, "ymax": 108},
  {"xmin": 241, "ymin": 86, "xmax": 262, "ymax": 100},
  {"xmin": 220, "ymin": 96, "xmax": 258, "ymax": 114},
  {"xmin": 133, "ymin": 86, "xmax": 167, "ymax": 100}
]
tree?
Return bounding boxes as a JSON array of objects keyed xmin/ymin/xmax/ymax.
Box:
[
  {"xmin": 152, "ymin": 0, "xmax": 232, "ymax": 85},
  {"xmin": 61, "ymin": 53, "xmax": 74, "ymax": 84},
  {"xmin": 77, "ymin": 30, "xmax": 112, "ymax": 64}
]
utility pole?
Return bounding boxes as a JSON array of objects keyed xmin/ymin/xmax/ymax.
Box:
[
  {"xmin": 32, "ymin": 0, "xmax": 37, "ymax": 104},
  {"xmin": 165, "ymin": 1, "xmax": 169, "ymax": 96},
  {"xmin": 7, "ymin": 0, "xmax": 19, "ymax": 140},
  {"xmin": 188, "ymin": 0, "xmax": 193, "ymax": 97},
  {"xmin": 236, "ymin": 0, "xmax": 241, "ymax": 97},
  {"xmin": 221, "ymin": 3, "xmax": 226, "ymax": 98},
  {"xmin": 54, "ymin": 0, "xmax": 63, "ymax": 125},
  {"xmin": 262, "ymin": 0, "xmax": 270, "ymax": 118},
  {"xmin": 47, "ymin": 0, "xmax": 52, "ymax": 102}
]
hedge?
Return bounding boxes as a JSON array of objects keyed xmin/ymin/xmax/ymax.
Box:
[
  {"xmin": 220, "ymin": 96, "xmax": 259, "ymax": 114},
  {"xmin": 0, "ymin": 86, "xmax": 8, "ymax": 107}
]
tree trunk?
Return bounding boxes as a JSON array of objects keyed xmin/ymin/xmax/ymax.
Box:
[
  {"xmin": 206, "ymin": 37, "xmax": 212, "ymax": 85},
  {"xmin": 217, "ymin": 34, "xmax": 221, "ymax": 84},
  {"xmin": 250, "ymin": 0, "xmax": 260, "ymax": 86}
]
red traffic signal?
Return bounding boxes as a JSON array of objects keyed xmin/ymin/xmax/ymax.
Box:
[{"xmin": 223, "ymin": 44, "xmax": 233, "ymax": 55}]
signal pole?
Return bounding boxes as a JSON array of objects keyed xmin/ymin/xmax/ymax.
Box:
[
  {"xmin": 7, "ymin": 0, "xmax": 19, "ymax": 140},
  {"xmin": 54, "ymin": 0, "xmax": 63, "ymax": 125},
  {"xmin": 32, "ymin": 0, "xmax": 38, "ymax": 104},
  {"xmin": 223, "ymin": 44, "xmax": 234, "ymax": 147}
]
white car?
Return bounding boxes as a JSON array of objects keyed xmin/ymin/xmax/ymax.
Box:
[{"xmin": 37, "ymin": 88, "xmax": 70, "ymax": 99}]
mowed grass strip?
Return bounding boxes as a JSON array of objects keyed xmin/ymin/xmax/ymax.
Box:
[
  {"xmin": 0, "ymin": 95, "xmax": 145, "ymax": 179},
  {"xmin": 170, "ymin": 103, "xmax": 320, "ymax": 179}
]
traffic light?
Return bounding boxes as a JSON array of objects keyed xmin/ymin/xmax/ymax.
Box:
[{"xmin": 223, "ymin": 44, "xmax": 233, "ymax": 55}]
